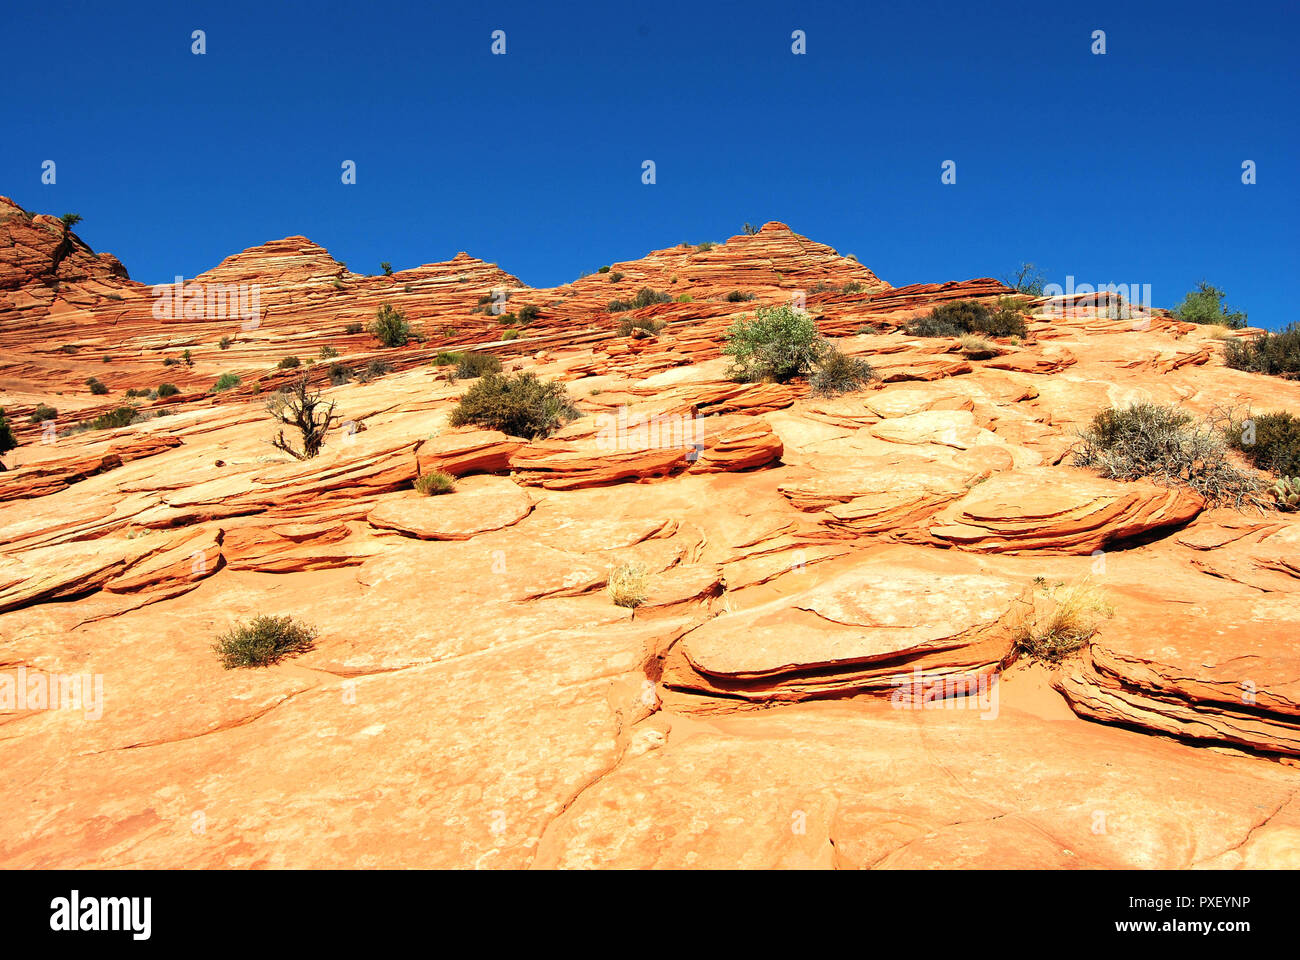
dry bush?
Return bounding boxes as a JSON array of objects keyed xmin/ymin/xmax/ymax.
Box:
[
  {"xmin": 1012, "ymin": 579, "xmax": 1114, "ymax": 665},
  {"xmin": 607, "ymin": 561, "xmax": 649, "ymax": 608},
  {"xmin": 414, "ymin": 471, "xmax": 456, "ymax": 496},
  {"xmin": 267, "ymin": 376, "xmax": 339, "ymax": 460}
]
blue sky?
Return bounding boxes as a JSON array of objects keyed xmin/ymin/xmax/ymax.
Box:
[{"xmin": 5, "ymin": 0, "xmax": 1296, "ymax": 326}]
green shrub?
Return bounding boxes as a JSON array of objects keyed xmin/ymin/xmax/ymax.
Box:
[
  {"xmin": 219, "ymin": 336, "xmax": 232, "ymax": 350},
  {"xmin": 722, "ymin": 305, "xmax": 826, "ymax": 383},
  {"xmin": 360, "ymin": 358, "xmax": 394, "ymax": 382},
  {"xmin": 675, "ymin": 294, "xmax": 692, "ymax": 303},
  {"xmin": 597, "ymin": 265, "xmax": 611, "ymax": 273},
  {"xmin": 157, "ymin": 383, "xmax": 179, "ymax": 398},
  {"xmin": 516, "ymin": 304, "xmax": 540, "ymax": 324},
  {"xmin": 449, "ymin": 372, "xmax": 578, "ymax": 439},
  {"xmin": 1223, "ymin": 323, "xmax": 1300, "ymax": 379},
  {"xmin": 277, "ymin": 356, "xmax": 301, "ymax": 370},
  {"xmin": 380, "ymin": 261, "xmax": 393, "ymax": 276},
  {"xmin": 414, "ymin": 471, "xmax": 456, "ymax": 496},
  {"xmin": 433, "ymin": 351, "xmax": 463, "ymax": 367},
  {"xmin": 213, "ymin": 615, "xmax": 318, "ymax": 669},
  {"xmin": 59, "ymin": 213, "xmax": 83, "ymax": 229},
  {"xmin": 609, "ymin": 287, "xmax": 671, "ymax": 312},
  {"xmin": 1226, "ymin": 411, "xmax": 1300, "ymax": 477},
  {"xmin": 1174, "ymin": 282, "xmax": 1246, "ymax": 328},
  {"xmin": 725, "ymin": 291, "xmax": 755, "ymax": 302},
  {"xmin": 344, "ymin": 322, "xmax": 364, "ymax": 335},
  {"xmin": 695, "ymin": 242, "xmax": 715, "ymax": 252},
  {"xmin": 841, "ymin": 281, "xmax": 866, "ymax": 294},
  {"xmin": 328, "ymin": 363, "xmax": 352, "ymax": 386},
  {"xmin": 502, "ymin": 329, "xmax": 520, "ymax": 341},
  {"xmin": 609, "ymin": 272, "xmax": 624, "ymax": 283},
  {"xmin": 809, "ymin": 348, "xmax": 876, "ymax": 397},
  {"xmin": 0, "ymin": 409, "xmax": 16, "ymax": 460},
  {"xmin": 319, "ymin": 345, "xmax": 339, "ymax": 360},
  {"xmin": 30, "ymin": 404, "xmax": 58, "ymax": 423},
  {"xmin": 369, "ymin": 304, "xmax": 412, "ymax": 347},
  {"xmin": 89, "ymin": 406, "xmax": 139, "ymax": 430},
  {"xmin": 86, "ymin": 377, "xmax": 109, "ymax": 395},
  {"xmin": 211, "ymin": 373, "xmax": 241, "ymax": 393},
  {"xmin": 163, "ymin": 357, "xmax": 180, "ymax": 367},
  {"xmin": 1271, "ymin": 476, "xmax": 1300, "ymax": 512},
  {"xmin": 454, "ymin": 352, "xmax": 502, "ymax": 379},
  {"xmin": 1072, "ymin": 402, "xmax": 1262, "ymax": 507}
]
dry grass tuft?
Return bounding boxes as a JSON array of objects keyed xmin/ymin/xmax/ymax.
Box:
[
  {"xmin": 607, "ymin": 561, "xmax": 649, "ymax": 608},
  {"xmin": 1012, "ymin": 579, "xmax": 1114, "ymax": 665}
]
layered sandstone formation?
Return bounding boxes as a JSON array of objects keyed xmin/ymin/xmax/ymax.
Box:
[{"xmin": 1, "ymin": 199, "xmax": 1298, "ymax": 869}]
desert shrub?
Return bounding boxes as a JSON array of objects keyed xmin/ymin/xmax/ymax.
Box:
[
  {"xmin": 725, "ymin": 291, "xmax": 756, "ymax": 302},
  {"xmin": 609, "ymin": 272, "xmax": 624, "ymax": 283},
  {"xmin": 1001, "ymin": 263, "xmax": 1047, "ymax": 296},
  {"xmin": 497, "ymin": 312, "xmax": 517, "ymax": 326},
  {"xmin": 841, "ymin": 281, "xmax": 866, "ymax": 294},
  {"xmin": 675, "ymin": 294, "xmax": 692, "ymax": 303},
  {"xmin": 454, "ymin": 352, "xmax": 502, "ymax": 379},
  {"xmin": 328, "ymin": 363, "xmax": 352, "ymax": 385},
  {"xmin": 598, "ymin": 265, "xmax": 611, "ymax": 273},
  {"xmin": 1174, "ymin": 282, "xmax": 1246, "ymax": 328},
  {"xmin": 607, "ymin": 561, "xmax": 649, "ymax": 608},
  {"xmin": 616, "ymin": 315, "xmax": 665, "ymax": 337},
  {"xmin": 695, "ymin": 241, "xmax": 715, "ymax": 252},
  {"xmin": 344, "ymin": 322, "xmax": 364, "ymax": 335},
  {"xmin": 502, "ymin": 329, "xmax": 520, "ymax": 340},
  {"xmin": 743, "ymin": 222, "xmax": 759, "ymax": 235},
  {"xmin": 380, "ymin": 261, "xmax": 393, "ymax": 276},
  {"xmin": 1072, "ymin": 401, "xmax": 1263, "ymax": 507},
  {"xmin": 182, "ymin": 350, "xmax": 193, "ymax": 366},
  {"xmin": 157, "ymin": 383, "xmax": 180, "ymax": 398},
  {"xmin": 219, "ymin": 336, "xmax": 232, "ymax": 350},
  {"xmin": 0, "ymin": 409, "xmax": 16, "ymax": 462},
  {"xmin": 86, "ymin": 377, "xmax": 109, "ymax": 395},
  {"xmin": 414, "ymin": 471, "xmax": 456, "ymax": 496},
  {"xmin": 267, "ymin": 376, "xmax": 338, "ymax": 460},
  {"xmin": 319, "ymin": 345, "xmax": 339, "ymax": 359},
  {"xmin": 369, "ymin": 304, "xmax": 412, "ymax": 347},
  {"xmin": 211, "ymin": 373, "xmax": 241, "ymax": 393},
  {"xmin": 449, "ymin": 372, "xmax": 578, "ymax": 439},
  {"xmin": 124, "ymin": 388, "xmax": 148, "ymax": 399},
  {"xmin": 722, "ymin": 305, "xmax": 826, "ymax": 383},
  {"xmin": 433, "ymin": 351, "xmax": 463, "ymax": 366},
  {"xmin": 60, "ymin": 344, "xmax": 78, "ymax": 354},
  {"xmin": 162, "ymin": 357, "xmax": 180, "ymax": 367},
  {"xmin": 609, "ymin": 287, "xmax": 671, "ymax": 312},
  {"xmin": 906, "ymin": 298, "xmax": 1026, "ymax": 339},
  {"xmin": 358, "ymin": 358, "xmax": 394, "ymax": 383},
  {"xmin": 277, "ymin": 355, "xmax": 301, "ymax": 370},
  {"xmin": 1223, "ymin": 323, "xmax": 1300, "ymax": 379},
  {"xmin": 30, "ymin": 404, "xmax": 58, "ymax": 422},
  {"xmin": 1225, "ymin": 410, "xmax": 1300, "ymax": 478},
  {"xmin": 213, "ymin": 615, "xmax": 318, "ymax": 669},
  {"xmin": 89, "ymin": 406, "xmax": 139, "ymax": 430},
  {"xmin": 1013, "ymin": 579, "xmax": 1113, "ymax": 664},
  {"xmin": 809, "ymin": 347, "xmax": 875, "ymax": 397},
  {"xmin": 516, "ymin": 304, "xmax": 540, "ymax": 324},
  {"xmin": 332, "ymin": 279, "xmax": 345, "ymax": 291}
]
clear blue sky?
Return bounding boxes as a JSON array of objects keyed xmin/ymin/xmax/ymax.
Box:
[{"xmin": 5, "ymin": 0, "xmax": 1296, "ymax": 326}]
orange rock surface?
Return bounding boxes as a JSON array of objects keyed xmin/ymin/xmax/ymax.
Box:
[{"xmin": 2, "ymin": 200, "xmax": 1299, "ymax": 869}]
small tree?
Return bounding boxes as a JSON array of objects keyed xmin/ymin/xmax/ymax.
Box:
[
  {"xmin": 1173, "ymin": 281, "xmax": 1247, "ymax": 328},
  {"xmin": 0, "ymin": 408, "xmax": 17, "ymax": 471},
  {"xmin": 381, "ymin": 261, "xmax": 394, "ymax": 277},
  {"xmin": 1001, "ymin": 263, "xmax": 1046, "ymax": 296},
  {"xmin": 59, "ymin": 213, "xmax": 83, "ymax": 230},
  {"xmin": 267, "ymin": 376, "xmax": 339, "ymax": 460},
  {"xmin": 369, "ymin": 304, "xmax": 412, "ymax": 347},
  {"xmin": 743, "ymin": 223, "xmax": 759, "ymax": 235}
]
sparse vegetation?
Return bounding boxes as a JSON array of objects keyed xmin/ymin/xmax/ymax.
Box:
[
  {"xmin": 380, "ymin": 261, "xmax": 393, "ymax": 276},
  {"xmin": 1072, "ymin": 402, "xmax": 1263, "ymax": 507},
  {"xmin": 1223, "ymin": 323, "xmax": 1300, "ymax": 379},
  {"xmin": 609, "ymin": 272, "xmax": 624, "ymax": 283},
  {"xmin": 725, "ymin": 291, "xmax": 755, "ymax": 302},
  {"xmin": 157, "ymin": 383, "xmax": 180, "ymax": 398},
  {"xmin": 219, "ymin": 336, "xmax": 232, "ymax": 350},
  {"xmin": 958, "ymin": 334, "xmax": 999, "ymax": 359},
  {"xmin": 1173, "ymin": 282, "xmax": 1246, "ymax": 329},
  {"xmin": 449, "ymin": 372, "xmax": 578, "ymax": 439},
  {"xmin": 809, "ymin": 347, "xmax": 876, "ymax": 397},
  {"xmin": 59, "ymin": 213, "xmax": 83, "ymax": 229},
  {"xmin": 598, "ymin": 266, "xmax": 611, "ymax": 273},
  {"xmin": 277, "ymin": 356, "xmax": 302, "ymax": 370},
  {"xmin": 86, "ymin": 377, "xmax": 109, "ymax": 395},
  {"xmin": 1270, "ymin": 476, "xmax": 1300, "ymax": 512},
  {"xmin": 0, "ymin": 409, "xmax": 16, "ymax": 468},
  {"xmin": 1012, "ymin": 579, "xmax": 1114, "ymax": 665},
  {"xmin": 841, "ymin": 281, "xmax": 866, "ymax": 294},
  {"xmin": 607, "ymin": 561, "xmax": 649, "ymax": 608},
  {"xmin": 695, "ymin": 242, "xmax": 715, "ymax": 252},
  {"xmin": 267, "ymin": 376, "xmax": 339, "ymax": 460},
  {"xmin": 358, "ymin": 358, "xmax": 394, "ymax": 383},
  {"xmin": 87, "ymin": 406, "xmax": 139, "ymax": 431},
  {"xmin": 328, "ymin": 363, "xmax": 352, "ymax": 386},
  {"xmin": 743, "ymin": 223, "xmax": 759, "ymax": 236},
  {"xmin": 414, "ymin": 471, "xmax": 456, "ymax": 496},
  {"xmin": 211, "ymin": 373, "xmax": 241, "ymax": 393},
  {"xmin": 319, "ymin": 345, "xmax": 339, "ymax": 360},
  {"xmin": 517, "ymin": 304, "xmax": 540, "ymax": 325},
  {"xmin": 503, "ymin": 329, "xmax": 520, "ymax": 340},
  {"xmin": 213, "ymin": 615, "xmax": 318, "ymax": 669},
  {"xmin": 369, "ymin": 304, "xmax": 412, "ymax": 347},
  {"xmin": 722, "ymin": 305, "xmax": 826, "ymax": 383},
  {"xmin": 29, "ymin": 404, "xmax": 58, "ymax": 423},
  {"xmin": 344, "ymin": 322, "xmax": 364, "ymax": 335}
]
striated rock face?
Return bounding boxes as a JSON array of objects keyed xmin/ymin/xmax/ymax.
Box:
[{"xmin": 2, "ymin": 203, "xmax": 1300, "ymax": 870}]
